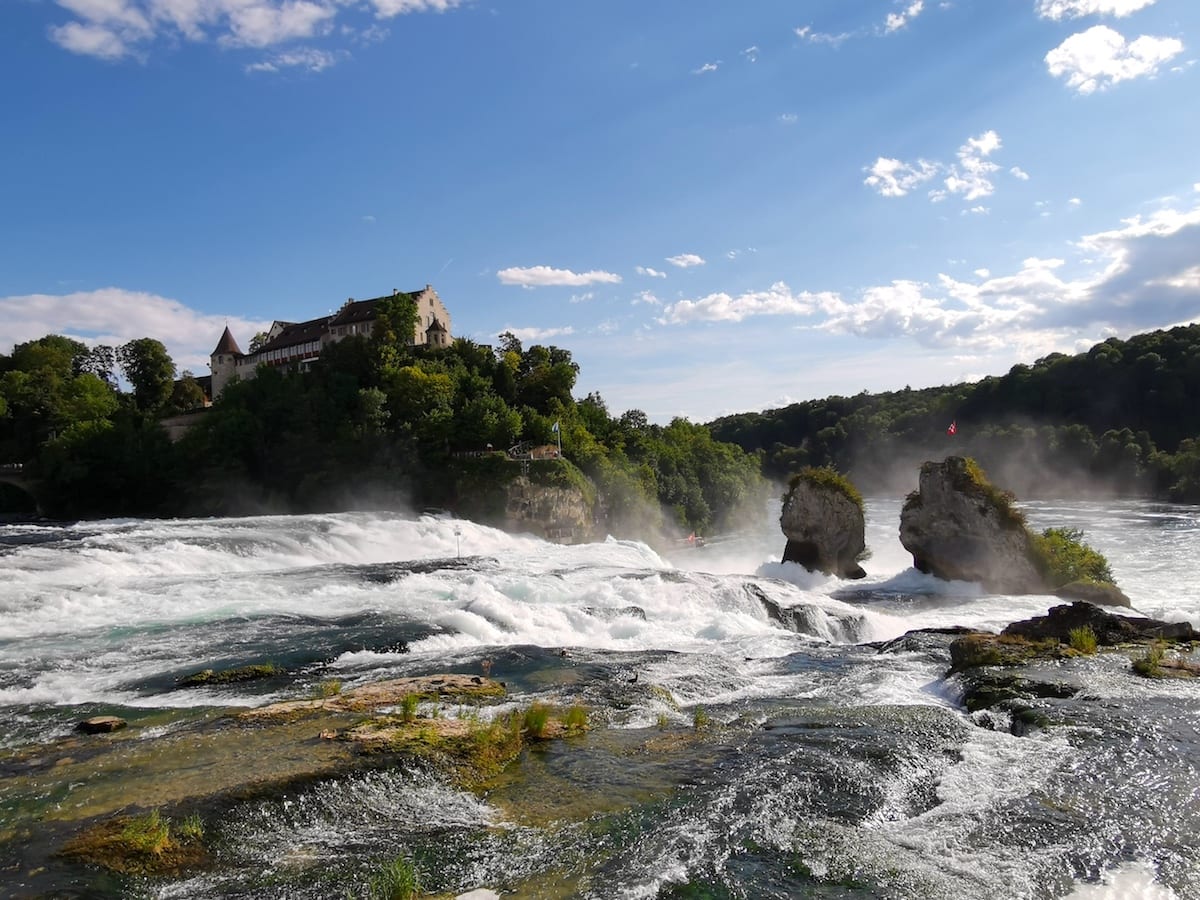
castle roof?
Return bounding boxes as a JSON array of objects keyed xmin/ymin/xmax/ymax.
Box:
[
  {"xmin": 426, "ymin": 316, "xmax": 448, "ymax": 333},
  {"xmin": 212, "ymin": 326, "xmax": 243, "ymax": 357},
  {"xmin": 254, "ymin": 316, "xmax": 330, "ymax": 355}
]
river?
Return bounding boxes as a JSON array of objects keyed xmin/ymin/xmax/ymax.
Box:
[{"xmin": 1, "ymin": 498, "xmax": 1198, "ymax": 898}]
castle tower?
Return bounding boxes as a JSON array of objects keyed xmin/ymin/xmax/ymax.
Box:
[{"xmin": 210, "ymin": 326, "xmax": 244, "ymax": 399}]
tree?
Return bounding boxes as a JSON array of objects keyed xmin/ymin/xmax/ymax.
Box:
[
  {"xmin": 118, "ymin": 338, "xmax": 176, "ymax": 412},
  {"xmin": 248, "ymin": 332, "xmax": 269, "ymax": 353},
  {"xmin": 76, "ymin": 345, "xmax": 117, "ymax": 386}
]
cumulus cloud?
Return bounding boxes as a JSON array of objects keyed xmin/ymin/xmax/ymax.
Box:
[
  {"xmin": 46, "ymin": 0, "xmax": 466, "ymax": 64},
  {"xmin": 864, "ymin": 157, "xmax": 940, "ymax": 197},
  {"xmin": 666, "ymin": 254, "xmax": 706, "ymax": 269},
  {"xmin": 652, "ymin": 198, "xmax": 1200, "ymax": 351},
  {"xmin": 693, "ymin": 61, "xmax": 720, "ymax": 74},
  {"xmin": 868, "ymin": 131, "xmax": 1009, "ymax": 204},
  {"xmin": 497, "ymin": 265, "xmax": 622, "ymax": 288},
  {"xmin": 634, "ymin": 290, "xmax": 662, "ymax": 306},
  {"xmin": 659, "ymin": 282, "xmax": 840, "ymax": 324},
  {"xmin": 742, "ymin": 46, "xmax": 759, "ymax": 62},
  {"xmin": 636, "ymin": 266, "xmax": 667, "ymax": 278},
  {"xmin": 0, "ymin": 287, "xmax": 271, "ymax": 374},
  {"xmin": 885, "ymin": 0, "xmax": 924, "ymax": 33},
  {"xmin": 1011, "ymin": 166, "xmax": 1031, "ymax": 181},
  {"xmin": 1045, "ymin": 25, "xmax": 1183, "ymax": 93},
  {"xmin": 1036, "ymin": 0, "xmax": 1156, "ymax": 20}
]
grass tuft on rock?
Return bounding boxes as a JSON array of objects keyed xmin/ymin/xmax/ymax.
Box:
[
  {"xmin": 1068, "ymin": 625, "xmax": 1098, "ymax": 655},
  {"xmin": 178, "ymin": 662, "xmax": 284, "ymax": 687},
  {"xmin": 957, "ymin": 457, "xmax": 1026, "ymax": 528},
  {"xmin": 786, "ymin": 466, "xmax": 864, "ymax": 513},
  {"xmin": 60, "ymin": 809, "xmax": 208, "ymax": 876},
  {"xmin": 367, "ymin": 855, "xmax": 421, "ymax": 900}
]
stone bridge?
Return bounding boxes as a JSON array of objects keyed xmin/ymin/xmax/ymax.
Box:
[{"xmin": 0, "ymin": 463, "xmax": 42, "ymax": 514}]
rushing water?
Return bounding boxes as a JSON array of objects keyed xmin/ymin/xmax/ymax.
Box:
[{"xmin": 1, "ymin": 499, "xmax": 1199, "ymax": 899}]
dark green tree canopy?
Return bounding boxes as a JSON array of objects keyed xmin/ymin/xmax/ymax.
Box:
[{"xmin": 118, "ymin": 338, "xmax": 176, "ymax": 412}]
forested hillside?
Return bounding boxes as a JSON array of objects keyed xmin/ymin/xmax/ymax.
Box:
[
  {"xmin": 709, "ymin": 324, "xmax": 1200, "ymax": 501},
  {"xmin": 0, "ymin": 305, "xmax": 766, "ymax": 537}
]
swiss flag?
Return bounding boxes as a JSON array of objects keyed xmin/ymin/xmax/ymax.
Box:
[{"xmin": 947, "ymin": 421, "xmax": 957, "ymax": 435}]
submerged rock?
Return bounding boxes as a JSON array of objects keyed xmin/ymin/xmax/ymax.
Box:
[
  {"xmin": 1054, "ymin": 580, "xmax": 1132, "ymax": 608},
  {"xmin": 76, "ymin": 716, "xmax": 127, "ymax": 734},
  {"xmin": 779, "ymin": 467, "xmax": 867, "ymax": 579}
]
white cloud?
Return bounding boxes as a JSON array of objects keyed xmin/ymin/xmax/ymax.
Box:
[
  {"xmin": 1010, "ymin": 166, "xmax": 1031, "ymax": 181},
  {"xmin": 742, "ymin": 46, "xmax": 759, "ymax": 62},
  {"xmin": 361, "ymin": 214, "xmax": 376, "ymax": 224},
  {"xmin": 693, "ymin": 61, "xmax": 720, "ymax": 74},
  {"xmin": 0, "ymin": 287, "xmax": 270, "ymax": 375},
  {"xmin": 659, "ymin": 282, "xmax": 839, "ymax": 324},
  {"xmin": 778, "ymin": 113, "xmax": 798, "ymax": 124},
  {"xmin": 1046, "ymin": 25, "xmax": 1183, "ymax": 94},
  {"xmin": 636, "ymin": 266, "xmax": 667, "ymax": 279},
  {"xmin": 569, "ymin": 292, "xmax": 594, "ymax": 304},
  {"xmin": 497, "ymin": 265, "xmax": 622, "ymax": 288},
  {"xmin": 885, "ymin": 0, "xmax": 924, "ymax": 33},
  {"xmin": 497, "ymin": 325, "xmax": 576, "ymax": 343},
  {"xmin": 246, "ymin": 46, "xmax": 338, "ymax": 73},
  {"xmin": 864, "ymin": 157, "xmax": 940, "ymax": 197},
  {"xmin": 1036, "ymin": 0, "xmax": 1156, "ymax": 21},
  {"xmin": 634, "ymin": 290, "xmax": 661, "ymax": 306},
  {"xmin": 46, "ymin": 0, "xmax": 466, "ymax": 64},
  {"xmin": 794, "ymin": 25, "xmax": 854, "ymax": 47},
  {"xmin": 651, "ymin": 197, "xmax": 1200, "ymax": 351},
  {"xmin": 869, "ymin": 131, "xmax": 1008, "ymax": 204},
  {"xmin": 1070, "ymin": 197, "xmax": 1083, "ymax": 205},
  {"xmin": 666, "ymin": 254, "xmax": 706, "ymax": 268}
]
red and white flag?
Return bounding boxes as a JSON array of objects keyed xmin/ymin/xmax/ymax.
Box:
[{"xmin": 947, "ymin": 421, "xmax": 957, "ymax": 435}]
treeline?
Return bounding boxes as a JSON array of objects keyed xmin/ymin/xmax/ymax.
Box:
[
  {"xmin": 708, "ymin": 324, "xmax": 1200, "ymax": 501},
  {"xmin": 0, "ymin": 316, "xmax": 766, "ymax": 537}
]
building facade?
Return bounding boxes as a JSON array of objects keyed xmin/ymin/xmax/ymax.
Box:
[{"xmin": 210, "ymin": 285, "xmax": 452, "ymax": 398}]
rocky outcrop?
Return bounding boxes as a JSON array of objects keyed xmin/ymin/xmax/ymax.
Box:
[
  {"xmin": 1054, "ymin": 580, "xmax": 1131, "ymax": 608},
  {"xmin": 899, "ymin": 456, "xmax": 1045, "ymax": 593},
  {"xmin": 779, "ymin": 468, "xmax": 867, "ymax": 579},
  {"xmin": 503, "ymin": 476, "xmax": 594, "ymax": 543},
  {"xmin": 1001, "ymin": 601, "xmax": 1198, "ymax": 645}
]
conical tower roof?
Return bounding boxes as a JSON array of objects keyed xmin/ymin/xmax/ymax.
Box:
[{"xmin": 212, "ymin": 326, "xmax": 243, "ymax": 356}]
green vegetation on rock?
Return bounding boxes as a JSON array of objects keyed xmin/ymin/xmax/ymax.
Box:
[
  {"xmin": 786, "ymin": 465, "xmax": 863, "ymax": 512},
  {"xmin": 60, "ymin": 809, "xmax": 208, "ymax": 876},
  {"xmin": 1031, "ymin": 527, "xmax": 1115, "ymax": 587},
  {"xmin": 178, "ymin": 662, "xmax": 284, "ymax": 687},
  {"xmin": 367, "ymin": 855, "xmax": 422, "ymax": 900}
]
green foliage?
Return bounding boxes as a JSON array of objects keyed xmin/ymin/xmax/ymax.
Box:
[
  {"xmin": 523, "ymin": 702, "xmax": 552, "ymax": 739},
  {"xmin": 177, "ymin": 814, "xmax": 205, "ymax": 841},
  {"xmin": 958, "ymin": 457, "xmax": 1026, "ymax": 527},
  {"xmin": 120, "ymin": 810, "xmax": 173, "ymax": 855},
  {"xmin": 367, "ymin": 855, "xmax": 421, "ymax": 900},
  {"xmin": 692, "ymin": 706, "xmax": 711, "ymax": 732},
  {"xmin": 118, "ymin": 337, "xmax": 176, "ymax": 412},
  {"xmin": 313, "ymin": 679, "xmax": 343, "ymax": 699},
  {"xmin": 786, "ymin": 465, "xmax": 864, "ymax": 512},
  {"xmin": 178, "ymin": 662, "xmax": 284, "ymax": 687},
  {"xmin": 400, "ymin": 693, "xmax": 421, "ymax": 724},
  {"xmin": 1031, "ymin": 527, "xmax": 1115, "ymax": 587},
  {"xmin": 1133, "ymin": 641, "xmax": 1166, "ymax": 678},
  {"xmin": 563, "ymin": 704, "xmax": 589, "ymax": 732},
  {"xmin": 1068, "ymin": 626, "xmax": 1098, "ymax": 655}
]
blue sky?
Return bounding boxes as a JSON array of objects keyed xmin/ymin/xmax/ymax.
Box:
[{"xmin": 2, "ymin": 0, "xmax": 1198, "ymax": 424}]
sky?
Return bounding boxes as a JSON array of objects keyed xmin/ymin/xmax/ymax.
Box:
[{"xmin": 2, "ymin": 0, "xmax": 1199, "ymax": 424}]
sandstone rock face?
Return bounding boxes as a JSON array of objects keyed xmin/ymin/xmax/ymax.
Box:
[
  {"xmin": 76, "ymin": 716, "xmax": 127, "ymax": 734},
  {"xmin": 899, "ymin": 456, "xmax": 1044, "ymax": 593},
  {"xmin": 504, "ymin": 476, "xmax": 594, "ymax": 544},
  {"xmin": 779, "ymin": 477, "xmax": 866, "ymax": 579}
]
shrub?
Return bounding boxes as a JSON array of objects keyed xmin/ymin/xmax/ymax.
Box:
[
  {"xmin": 692, "ymin": 706, "xmax": 711, "ymax": 732},
  {"xmin": 1032, "ymin": 527, "xmax": 1115, "ymax": 587},
  {"xmin": 177, "ymin": 814, "xmax": 204, "ymax": 841},
  {"xmin": 958, "ymin": 457, "xmax": 1026, "ymax": 527},
  {"xmin": 367, "ymin": 855, "xmax": 421, "ymax": 900},
  {"xmin": 1068, "ymin": 625, "xmax": 1098, "ymax": 655},
  {"xmin": 313, "ymin": 679, "xmax": 342, "ymax": 699}
]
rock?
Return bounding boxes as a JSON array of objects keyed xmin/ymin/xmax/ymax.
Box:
[
  {"xmin": 779, "ymin": 468, "xmax": 867, "ymax": 579},
  {"xmin": 1002, "ymin": 601, "xmax": 1199, "ymax": 645},
  {"xmin": 899, "ymin": 457, "xmax": 1044, "ymax": 593},
  {"xmin": 457, "ymin": 889, "xmax": 501, "ymax": 900},
  {"xmin": 502, "ymin": 476, "xmax": 594, "ymax": 544},
  {"xmin": 1054, "ymin": 580, "xmax": 1131, "ymax": 608},
  {"xmin": 76, "ymin": 716, "xmax": 127, "ymax": 734}
]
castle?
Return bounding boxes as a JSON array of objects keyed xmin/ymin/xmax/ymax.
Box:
[{"xmin": 210, "ymin": 285, "xmax": 451, "ymax": 398}]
